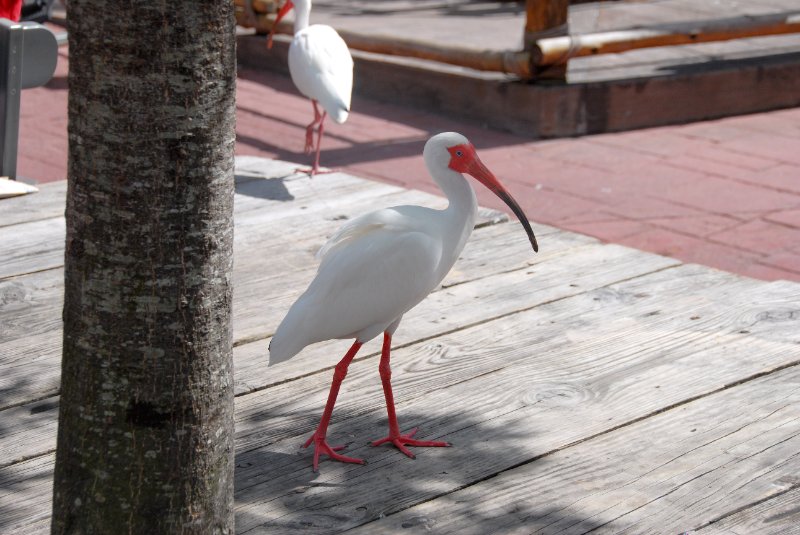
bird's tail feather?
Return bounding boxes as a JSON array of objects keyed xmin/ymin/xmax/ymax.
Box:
[{"xmin": 268, "ymin": 304, "xmax": 311, "ymax": 366}]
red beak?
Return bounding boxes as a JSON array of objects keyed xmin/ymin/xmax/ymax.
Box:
[
  {"xmin": 267, "ymin": 0, "xmax": 294, "ymax": 49},
  {"xmin": 464, "ymin": 155, "xmax": 538, "ymax": 253}
]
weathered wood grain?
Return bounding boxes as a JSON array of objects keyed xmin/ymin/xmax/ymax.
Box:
[
  {"xmin": 6, "ymin": 265, "xmax": 799, "ymax": 534},
  {"xmin": 0, "ymin": 241, "xmax": 671, "ymax": 465},
  {"xmin": 4, "ymin": 157, "xmax": 800, "ymax": 535},
  {"xmin": 0, "ymin": 217, "xmax": 66, "ymax": 280},
  {"xmin": 0, "ymin": 454, "xmax": 52, "ymax": 534},
  {"xmin": 0, "ymin": 181, "xmax": 66, "ymax": 228},
  {"xmin": 697, "ymin": 485, "xmax": 800, "ymax": 535},
  {"xmin": 345, "ymin": 365, "xmax": 800, "ymax": 535},
  {"xmin": 0, "ymin": 171, "xmax": 516, "ymax": 409},
  {"xmin": 0, "ymin": 173, "xmax": 399, "ymax": 279},
  {"xmin": 0, "ymin": 218, "xmax": 553, "ymax": 411},
  {"xmin": 226, "ymin": 267, "xmax": 799, "ymax": 533}
]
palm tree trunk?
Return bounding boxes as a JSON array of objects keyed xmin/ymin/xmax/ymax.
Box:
[{"xmin": 52, "ymin": 1, "xmax": 236, "ymax": 533}]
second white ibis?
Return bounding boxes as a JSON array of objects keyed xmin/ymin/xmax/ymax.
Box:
[
  {"xmin": 268, "ymin": 0, "xmax": 353, "ymax": 176},
  {"xmin": 269, "ymin": 132, "xmax": 538, "ymax": 471}
]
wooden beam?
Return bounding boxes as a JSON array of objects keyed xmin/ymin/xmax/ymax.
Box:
[
  {"xmin": 235, "ymin": 5, "xmax": 533, "ymax": 78},
  {"xmin": 532, "ymin": 12, "xmax": 800, "ymax": 66},
  {"xmin": 525, "ymin": 0, "xmax": 569, "ymax": 79},
  {"xmin": 234, "ymin": 2, "xmax": 800, "ymax": 80}
]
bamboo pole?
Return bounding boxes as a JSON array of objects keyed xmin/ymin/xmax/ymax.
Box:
[
  {"xmin": 338, "ymin": 31, "xmax": 532, "ymax": 78},
  {"xmin": 532, "ymin": 12, "xmax": 800, "ymax": 66}
]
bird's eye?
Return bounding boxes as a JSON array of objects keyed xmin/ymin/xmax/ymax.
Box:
[{"xmin": 456, "ymin": 150, "xmax": 463, "ymax": 157}]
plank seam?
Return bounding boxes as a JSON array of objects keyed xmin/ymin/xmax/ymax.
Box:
[
  {"xmin": 0, "ymin": 264, "xmax": 63, "ymax": 283},
  {"xmin": 231, "ymin": 261, "xmax": 684, "ymax": 396},
  {"xmin": 229, "ymin": 239, "xmax": 597, "ymax": 349},
  {"xmin": 342, "ymin": 357, "xmax": 800, "ymax": 533},
  {"xmin": 0, "ymin": 214, "xmax": 63, "ymax": 230},
  {"xmin": 693, "ymin": 483, "xmax": 800, "ymax": 532}
]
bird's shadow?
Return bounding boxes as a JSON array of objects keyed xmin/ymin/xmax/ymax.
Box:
[
  {"xmin": 233, "ymin": 403, "xmax": 599, "ymax": 533},
  {"xmin": 235, "ymin": 174, "xmax": 295, "ymax": 201}
]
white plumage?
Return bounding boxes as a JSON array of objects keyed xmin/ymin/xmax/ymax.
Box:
[
  {"xmin": 269, "ymin": 0, "xmax": 353, "ymax": 174},
  {"xmin": 289, "ymin": 24, "xmax": 352, "ymax": 124},
  {"xmin": 268, "ymin": 132, "xmax": 538, "ymax": 471}
]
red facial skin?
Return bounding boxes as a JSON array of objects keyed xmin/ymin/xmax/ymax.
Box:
[{"xmin": 448, "ymin": 143, "xmax": 538, "ymax": 253}]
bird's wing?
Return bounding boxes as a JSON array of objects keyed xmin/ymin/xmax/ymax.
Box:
[
  {"xmin": 315, "ymin": 211, "xmax": 387, "ymax": 262},
  {"xmin": 289, "ymin": 25, "xmax": 353, "ymax": 122},
  {"xmin": 298, "ymin": 208, "xmax": 443, "ymax": 342}
]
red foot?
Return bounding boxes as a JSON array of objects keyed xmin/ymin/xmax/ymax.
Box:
[
  {"xmin": 302, "ymin": 433, "xmax": 365, "ymax": 471},
  {"xmin": 371, "ymin": 427, "xmax": 451, "ymax": 459},
  {"xmin": 295, "ymin": 166, "xmax": 337, "ymax": 177}
]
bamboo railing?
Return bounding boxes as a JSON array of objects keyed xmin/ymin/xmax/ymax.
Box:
[{"xmin": 235, "ymin": 0, "xmax": 800, "ymax": 80}]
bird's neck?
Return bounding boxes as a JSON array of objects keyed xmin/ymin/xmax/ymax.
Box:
[
  {"xmin": 293, "ymin": 8, "xmax": 310, "ymax": 32},
  {"xmin": 435, "ymin": 169, "xmax": 478, "ymax": 266}
]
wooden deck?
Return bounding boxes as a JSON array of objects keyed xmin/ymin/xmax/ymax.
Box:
[{"xmin": 1, "ymin": 157, "xmax": 799, "ymax": 534}]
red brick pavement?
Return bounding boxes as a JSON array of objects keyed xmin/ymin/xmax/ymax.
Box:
[{"xmin": 15, "ymin": 49, "xmax": 800, "ymax": 282}]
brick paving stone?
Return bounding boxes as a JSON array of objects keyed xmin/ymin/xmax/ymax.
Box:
[
  {"xmin": 592, "ymin": 128, "xmax": 702, "ymax": 159},
  {"xmin": 648, "ymin": 213, "xmax": 742, "ymax": 238},
  {"xmin": 709, "ymin": 218, "xmax": 800, "ymax": 256},
  {"xmin": 759, "ymin": 251, "xmax": 800, "ymax": 275},
  {"xmin": 564, "ymin": 219, "xmax": 653, "ymax": 242},
  {"xmin": 733, "ymin": 164, "xmax": 800, "ymax": 196},
  {"xmin": 765, "ymin": 209, "xmax": 800, "ymax": 229},
  {"xmin": 719, "ymin": 132, "xmax": 800, "ymax": 167},
  {"xmin": 738, "ymin": 262, "xmax": 800, "ymax": 282},
  {"xmin": 655, "ymin": 174, "xmax": 800, "ymax": 215},
  {"xmin": 684, "ymin": 143, "xmax": 779, "ymax": 171}
]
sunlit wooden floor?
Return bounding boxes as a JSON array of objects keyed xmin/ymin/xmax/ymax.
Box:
[{"xmin": 1, "ymin": 157, "xmax": 799, "ymax": 534}]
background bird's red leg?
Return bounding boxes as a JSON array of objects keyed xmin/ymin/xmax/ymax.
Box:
[
  {"xmin": 372, "ymin": 333, "xmax": 451, "ymax": 458},
  {"xmin": 310, "ymin": 111, "xmax": 328, "ymax": 176},
  {"xmin": 304, "ymin": 101, "xmax": 323, "ymax": 154},
  {"xmin": 302, "ymin": 340, "xmax": 366, "ymax": 471}
]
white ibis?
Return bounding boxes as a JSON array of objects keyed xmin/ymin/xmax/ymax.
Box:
[
  {"xmin": 268, "ymin": 0, "xmax": 353, "ymax": 176},
  {"xmin": 270, "ymin": 132, "xmax": 538, "ymax": 471}
]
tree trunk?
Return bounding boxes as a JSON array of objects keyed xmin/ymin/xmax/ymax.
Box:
[{"xmin": 52, "ymin": 1, "xmax": 236, "ymax": 533}]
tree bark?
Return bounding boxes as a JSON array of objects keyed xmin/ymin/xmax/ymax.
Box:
[{"xmin": 52, "ymin": 1, "xmax": 236, "ymax": 533}]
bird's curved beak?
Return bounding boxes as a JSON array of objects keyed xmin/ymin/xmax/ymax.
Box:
[
  {"xmin": 465, "ymin": 156, "xmax": 539, "ymax": 253},
  {"xmin": 267, "ymin": 0, "xmax": 295, "ymax": 49}
]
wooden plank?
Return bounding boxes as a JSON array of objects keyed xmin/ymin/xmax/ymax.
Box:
[
  {"xmin": 0, "ymin": 240, "xmax": 665, "ymax": 464},
  {"xmin": 0, "ymin": 213, "xmax": 562, "ymax": 410},
  {"xmin": 0, "ymin": 181, "xmax": 66, "ymax": 228},
  {"xmin": 697, "ymin": 486, "xmax": 800, "ymax": 535},
  {"xmin": 227, "ymin": 267, "xmax": 799, "ymax": 533},
  {"xmin": 0, "ymin": 170, "xmax": 403, "ymax": 280},
  {"xmin": 345, "ymin": 365, "xmax": 800, "ymax": 534},
  {"xmin": 0, "ymin": 152, "xmax": 544, "ymax": 403},
  {"xmin": 0, "ymin": 455, "xmax": 52, "ymax": 534},
  {"xmin": 2, "ymin": 266, "xmax": 798, "ymax": 533},
  {"xmin": 0, "ymin": 162, "xmax": 510, "ymax": 281},
  {"xmin": 534, "ymin": 12, "xmax": 800, "ymax": 66}
]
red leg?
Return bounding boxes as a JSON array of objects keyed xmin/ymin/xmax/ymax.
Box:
[
  {"xmin": 302, "ymin": 340, "xmax": 366, "ymax": 471},
  {"xmin": 371, "ymin": 333, "xmax": 450, "ymax": 458},
  {"xmin": 309, "ymin": 110, "xmax": 328, "ymax": 177},
  {"xmin": 304, "ymin": 101, "xmax": 323, "ymax": 155}
]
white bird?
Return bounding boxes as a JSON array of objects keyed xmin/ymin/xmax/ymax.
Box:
[
  {"xmin": 270, "ymin": 132, "xmax": 538, "ymax": 471},
  {"xmin": 268, "ymin": 0, "xmax": 353, "ymax": 176}
]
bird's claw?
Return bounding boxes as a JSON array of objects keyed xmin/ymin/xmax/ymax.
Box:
[
  {"xmin": 371, "ymin": 427, "xmax": 451, "ymax": 459},
  {"xmin": 302, "ymin": 433, "xmax": 365, "ymax": 471}
]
